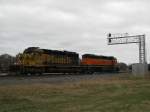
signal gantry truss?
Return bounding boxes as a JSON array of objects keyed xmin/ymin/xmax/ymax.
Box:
[{"xmin": 107, "ymin": 33, "xmax": 146, "ymax": 64}]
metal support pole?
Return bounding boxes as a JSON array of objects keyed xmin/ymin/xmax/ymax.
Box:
[{"xmin": 139, "ymin": 35, "xmax": 146, "ymax": 64}]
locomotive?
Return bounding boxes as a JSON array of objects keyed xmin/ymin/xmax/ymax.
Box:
[{"xmin": 10, "ymin": 47, "xmax": 118, "ymax": 74}]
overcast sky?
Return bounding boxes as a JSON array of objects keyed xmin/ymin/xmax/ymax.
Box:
[{"xmin": 0, "ymin": 0, "xmax": 150, "ymax": 64}]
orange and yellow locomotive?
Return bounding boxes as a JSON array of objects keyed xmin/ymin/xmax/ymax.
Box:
[{"xmin": 11, "ymin": 47, "xmax": 118, "ymax": 74}]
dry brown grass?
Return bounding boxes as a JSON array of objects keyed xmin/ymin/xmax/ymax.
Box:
[{"xmin": 0, "ymin": 74, "xmax": 150, "ymax": 112}]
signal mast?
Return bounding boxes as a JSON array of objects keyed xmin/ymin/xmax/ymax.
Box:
[{"xmin": 107, "ymin": 33, "xmax": 147, "ymax": 64}]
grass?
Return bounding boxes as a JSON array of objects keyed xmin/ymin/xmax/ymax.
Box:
[{"xmin": 0, "ymin": 75, "xmax": 150, "ymax": 112}]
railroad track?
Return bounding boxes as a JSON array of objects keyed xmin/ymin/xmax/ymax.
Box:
[{"xmin": 0, "ymin": 72, "xmax": 125, "ymax": 85}]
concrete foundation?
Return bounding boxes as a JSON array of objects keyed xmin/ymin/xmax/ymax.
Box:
[{"xmin": 132, "ymin": 63, "xmax": 148, "ymax": 76}]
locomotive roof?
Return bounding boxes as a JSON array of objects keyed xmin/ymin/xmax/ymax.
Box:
[
  {"xmin": 82, "ymin": 54, "xmax": 116, "ymax": 60},
  {"xmin": 23, "ymin": 47, "xmax": 79, "ymax": 57},
  {"xmin": 41, "ymin": 49, "xmax": 78, "ymax": 56},
  {"xmin": 24, "ymin": 47, "xmax": 40, "ymax": 53}
]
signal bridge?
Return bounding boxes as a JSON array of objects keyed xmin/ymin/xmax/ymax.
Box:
[{"xmin": 107, "ymin": 33, "xmax": 146, "ymax": 64}]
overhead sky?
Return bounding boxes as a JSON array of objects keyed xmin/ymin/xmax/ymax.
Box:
[{"xmin": 0, "ymin": 0, "xmax": 150, "ymax": 64}]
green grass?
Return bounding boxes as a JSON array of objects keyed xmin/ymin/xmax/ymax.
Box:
[{"xmin": 0, "ymin": 76, "xmax": 150, "ymax": 112}]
